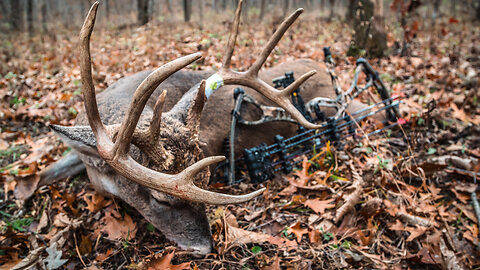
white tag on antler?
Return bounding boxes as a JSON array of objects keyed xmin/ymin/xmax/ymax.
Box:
[{"xmin": 204, "ymin": 73, "xmax": 224, "ymax": 98}]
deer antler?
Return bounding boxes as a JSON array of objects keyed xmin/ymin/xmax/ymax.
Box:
[
  {"xmin": 80, "ymin": 2, "xmax": 265, "ymax": 205},
  {"xmin": 207, "ymin": 0, "xmax": 320, "ymax": 129}
]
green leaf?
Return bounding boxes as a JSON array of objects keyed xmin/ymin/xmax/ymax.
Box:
[
  {"xmin": 427, "ymin": 148, "xmax": 437, "ymax": 155},
  {"xmin": 341, "ymin": 241, "xmax": 352, "ymax": 249},
  {"xmin": 323, "ymin": 232, "xmax": 333, "ymax": 241},
  {"xmin": 146, "ymin": 223, "xmax": 155, "ymax": 232},
  {"xmin": 0, "ymin": 210, "xmax": 12, "ymax": 218},
  {"xmin": 62, "ymin": 147, "xmax": 72, "ymax": 156},
  {"xmin": 4, "ymin": 71, "xmax": 16, "ymax": 79},
  {"xmin": 68, "ymin": 107, "xmax": 78, "ymax": 116},
  {"xmin": 251, "ymin": 245, "xmax": 262, "ymax": 254}
]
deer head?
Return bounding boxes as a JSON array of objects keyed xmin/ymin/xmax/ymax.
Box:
[{"xmin": 51, "ymin": 0, "xmax": 318, "ymax": 253}]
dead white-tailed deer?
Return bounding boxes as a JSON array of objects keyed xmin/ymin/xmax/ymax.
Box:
[{"xmin": 39, "ymin": 1, "xmax": 348, "ymax": 254}]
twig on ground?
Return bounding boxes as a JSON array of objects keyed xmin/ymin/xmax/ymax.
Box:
[{"xmin": 471, "ymin": 192, "xmax": 480, "ymax": 225}]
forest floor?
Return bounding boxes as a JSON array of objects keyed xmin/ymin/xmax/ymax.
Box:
[{"xmin": 1, "ymin": 9, "xmax": 480, "ymax": 270}]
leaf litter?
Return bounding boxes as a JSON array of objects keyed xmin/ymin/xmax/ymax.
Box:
[{"xmin": 0, "ymin": 6, "xmax": 479, "ymax": 270}]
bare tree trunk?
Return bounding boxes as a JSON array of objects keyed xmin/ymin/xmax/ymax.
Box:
[
  {"xmin": 328, "ymin": 0, "xmax": 335, "ymax": 20},
  {"xmin": 259, "ymin": 0, "xmax": 266, "ymax": 20},
  {"xmin": 149, "ymin": 0, "xmax": 154, "ymax": 20},
  {"xmin": 346, "ymin": 0, "xmax": 356, "ymax": 21},
  {"xmin": 477, "ymin": 0, "xmax": 480, "ymax": 20},
  {"xmin": 80, "ymin": 0, "xmax": 86, "ymax": 21},
  {"xmin": 242, "ymin": 0, "xmax": 248, "ymax": 19},
  {"xmin": 105, "ymin": 0, "xmax": 110, "ymax": 19},
  {"xmin": 199, "ymin": 0, "xmax": 204, "ymax": 29},
  {"xmin": 41, "ymin": 0, "xmax": 48, "ymax": 33},
  {"xmin": 348, "ymin": 0, "xmax": 387, "ymax": 58},
  {"xmin": 183, "ymin": 0, "xmax": 192, "ymax": 22},
  {"xmin": 166, "ymin": 0, "xmax": 172, "ymax": 12},
  {"xmin": 0, "ymin": 1, "xmax": 7, "ymax": 16},
  {"xmin": 212, "ymin": 0, "xmax": 217, "ymax": 12},
  {"xmin": 137, "ymin": 0, "xmax": 150, "ymax": 25},
  {"xmin": 451, "ymin": 0, "xmax": 456, "ymax": 17},
  {"xmin": 373, "ymin": 0, "xmax": 384, "ymax": 29},
  {"xmin": 282, "ymin": 0, "xmax": 289, "ymax": 16},
  {"xmin": 10, "ymin": 0, "xmax": 22, "ymax": 31},
  {"xmin": 27, "ymin": 0, "xmax": 34, "ymax": 35},
  {"xmin": 432, "ymin": 0, "xmax": 441, "ymax": 20}
]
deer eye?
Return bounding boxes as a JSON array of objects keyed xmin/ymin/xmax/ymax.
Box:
[{"xmin": 152, "ymin": 198, "xmax": 172, "ymax": 208}]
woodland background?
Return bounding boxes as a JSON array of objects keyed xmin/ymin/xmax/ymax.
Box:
[{"xmin": 1, "ymin": 0, "xmax": 480, "ymax": 269}]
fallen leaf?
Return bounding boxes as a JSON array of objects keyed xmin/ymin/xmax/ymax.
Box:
[
  {"xmin": 45, "ymin": 242, "xmax": 68, "ymax": 270},
  {"xmin": 308, "ymin": 229, "xmax": 322, "ymax": 244},
  {"xmin": 448, "ymin": 17, "xmax": 459, "ymax": 24},
  {"xmin": 100, "ymin": 207, "xmax": 137, "ymax": 241},
  {"xmin": 83, "ymin": 193, "xmax": 108, "ymax": 213},
  {"xmin": 78, "ymin": 234, "xmax": 92, "ymax": 255},
  {"xmin": 383, "ymin": 200, "xmax": 399, "ymax": 216},
  {"xmin": 287, "ymin": 222, "xmax": 308, "ymax": 242},
  {"xmin": 53, "ymin": 212, "xmax": 73, "ymax": 228},
  {"xmin": 439, "ymin": 238, "xmax": 463, "ymax": 270},
  {"xmin": 95, "ymin": 248, "xmax": 113, "ymax": 262},
  {"xmin": 226, "ymin": 222, "xmax": 270, "ymax": 246},
  {"xmin": 388, "ymin": 219, "xmax": 407, "ymax": 231},
  {"xmin": 405, "ymin": 247, "xmax": 442, "ymax": 265},
  {"xmin": 36, "ymin": 210, "xmax": 49, "ymax": 233},
  {"xmin": 304, "ymin": 198, "xmax": 336, "ymax": 214},
  {"xmin": 244, "ymin": 209, "xmax": 263, "ymax": 222},
  {"xmin": 405, "ymin": 226, "xmax": 428, "ymax": 242},
  {"xmin": 10, "ymin": 247, "xmax": 44, "ymax": 270},
  {"xmin": 22, "ymin": 137, "xmax": 54, "ymax": 164},
  {"xmin": 147, "ymin": 251, "xmax": 191, "ymax": 270},
  {"xmin": 282, "ymin": 194, "xmax": 306, "ymax": 209},
  {"xmin": 13, "ymin": 174, "xmax": 40, "ymax": 201},
  {"xmin": 266, "ymin": 235, "xmax": 297, "ymax": 250},
  {"xmin": 451, "ymin": 103, "xmax": 480, "ymax": 125},
  {"xmin": 261, "ymin": 256, "xmax": 281, "ymax": 270}
]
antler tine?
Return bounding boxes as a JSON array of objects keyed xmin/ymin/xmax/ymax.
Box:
[
  {"xmin": 178, "ymin": 156, "xmax": 267, "ymax": 204},
  {"xmin": 148, "ymin": 89, "xmax": 167, "ymax": 143},
  {"xmin": 80, "ymin": 2, "xmax": 112, "ymax": 150},
  {"xmin": 222, "ymin": 0, "xmax": 243, "ymax": 69},
  {"xmin": 213, "ymin": 7, "xmax": 321, "ymax": 129},
  {"xmin": 281, "ymin": 70, "xmax": 317, "ymax": 96},
  {"xmin": 113, "ymin": 153, "xmax": 266, "ymax": 204},
  {"xmin": 248, "ymin": 8, "xmax": 304, "ymax": 76},
  {"xmin": 106, "ymin": 151, "xmax": 267, "ymax": 204},
  {"xmin": 111, "ymin": 53, "xmax": 202, "ymax": 160},
  {"xmin": 186, "ymin": 80, "xmax": 207, "ymax": 129}
]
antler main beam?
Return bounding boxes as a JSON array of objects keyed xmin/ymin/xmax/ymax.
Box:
[
  {"xmin": 215, "ymin": 0, "xmax": 320, "ymax": 129},
  {"xmin": 79, "ymin": 2, "xmax": 265, "ymax": 205}
]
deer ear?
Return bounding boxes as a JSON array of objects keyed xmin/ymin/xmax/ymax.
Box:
[
  {"xmin": 50, "ymin": 125, "xmax": 99, "ymax": 155},
  {"xmin": 185, "ymin": 80, "xmax": 206, "ymax": 132}
]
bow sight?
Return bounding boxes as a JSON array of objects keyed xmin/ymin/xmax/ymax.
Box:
[{"xmin": 212, "ymin": 47, "xmax": 404, "ymax": 185}]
